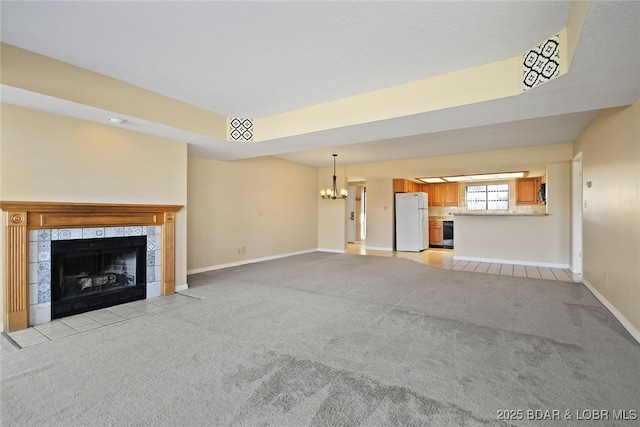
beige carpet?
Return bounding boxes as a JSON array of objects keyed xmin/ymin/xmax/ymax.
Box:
[{"xmin": 2, "ymin": 252, "xmax": 639, "ymax": 426}]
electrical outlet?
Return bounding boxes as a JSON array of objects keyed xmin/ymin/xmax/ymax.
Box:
[
  {"xmin": 237, "ymin": 248, "xmax": 241, "ymax": 254},
  {"xmin": 605, "ymin": 271, "xmax": 608, "ymax": 282},
  {"xmin": 241, "ymin": 246, "xmax": 246, "ymax": 254}
]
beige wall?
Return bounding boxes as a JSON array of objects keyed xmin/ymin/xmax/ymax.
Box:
[
  {"xmin": 363, "ymin": 179, "xmax": 395, "ymax": 250},
  {"xmin": 187, "ymin": 156, "xmax": 318, "ymax": 271},
  {"xmin": 318, "ymin": 199, "xmax": 346, "ymax": 252},
  {"xmin": 573, "ymin": 100, "xmax": 640, "ymax": 337},
  {"xmin": 346, "ymin": 143, "xmax": 573, "ymax": 181},
  {"xmin": 0, "ymin": 105, "xmax": 188, "ymax": 326}
]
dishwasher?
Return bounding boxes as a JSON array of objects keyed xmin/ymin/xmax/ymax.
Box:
[{"xmin": 443, "ymin": 221, "xmax": 454, "ymax": 249}]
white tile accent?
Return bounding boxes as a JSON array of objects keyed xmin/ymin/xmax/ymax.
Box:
[
  {"xmin": 38, "ymin": 282, "xmax": 51, "ymax": 303},
  {"xmin": 58, "ymin": 228, "xmax": 83, "ymax": 240},
  {"xmin": 104, "ymin": 227, "xmax": 126, "ymax": 238},
  {"xmin": 29, "ymin": 283, "xmax": 39, "ymax": 305},
  {"xmin": 146, "ymin": 281, "xmax": 161, "ymax": 298},
  {"xmin": 29, "ymin": 261, "xmax": 51, "ymax": 284},
  {"xmin": 29, "ymin": 230, "xmax": 41, "ymax": 242},
  {"xmin": 29, "ymin": 241, "xmax": 37, "ymax": 262},
  {"xmin": 82, "ymin": 227, "xmax": 105, "ymax": 239},
  {"xmin": 125, "ymin": 226, "xmax": 144, "ymax": 236},
  {"xmin": 30, "ymin": 302, "xmax": 51, "ymax": 325},
  {"xmin": 29, "ymin": 240, "xmax": 50, "ymax": 265}
]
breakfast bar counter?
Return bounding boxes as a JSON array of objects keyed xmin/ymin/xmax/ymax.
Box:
[{"xmin": 452, "ymin": 212, "xmax": 568, "ymax": 268}]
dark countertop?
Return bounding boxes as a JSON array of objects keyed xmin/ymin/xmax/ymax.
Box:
[{"xmin": 428, "ymin": 216, "xmax": 455, "ymax": 221}]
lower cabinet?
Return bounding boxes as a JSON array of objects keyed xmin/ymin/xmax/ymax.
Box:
[{"xmin": 429, "ymin": 221, "xmax": 443, "ymax": 246}]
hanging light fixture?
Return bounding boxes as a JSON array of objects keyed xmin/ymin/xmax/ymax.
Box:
[{"xmin": 320, "ymin": 154, "xmax": 348, "ymax": 199}]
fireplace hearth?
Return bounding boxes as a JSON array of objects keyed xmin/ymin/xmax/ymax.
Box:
[{"xmin": 51, "ymin": 236, "xmax": 147, "ymax": 319}]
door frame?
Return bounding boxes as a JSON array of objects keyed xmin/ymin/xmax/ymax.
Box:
[
  {"xmin": 346, "ymin": 185, "xmax": 356, "ymax": 243},
  {"xmin": 571, "ymin": 152, "xmax": 583, "ymax": 275}
]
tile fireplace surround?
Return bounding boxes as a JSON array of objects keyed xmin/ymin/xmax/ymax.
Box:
[{"xmin": 0, "ymin": 201, "xmax": 183, "ymax": 332}]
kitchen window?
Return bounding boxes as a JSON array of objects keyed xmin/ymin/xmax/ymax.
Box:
[{"xmin": 466, "ymin": 184, "xmax": 509, "ymax": 210}]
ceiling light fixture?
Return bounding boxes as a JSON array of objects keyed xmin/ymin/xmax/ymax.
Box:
[
  {"xmin": 497, "ymin": 172, "xmax": 525, "ymax": 179},
  {"xmin": 108, "ymin": 117, "xmax": 127, "ymax": 124},
  {"xmin": 320, "ymin": 154, "xmax": 347, "ymax": 199},
  {"xmin": 420, "ymin": 171, "xmax": 526, "ymax": 182},
  {"xmin": 468, "ymin": 174, "xmax": 498, "ymax": 181},
  {"xmin": 442, "ymin": 176, "xmax": 470, "ymax": 182},
  {"xmin": 419, "ymin": 177, "xmax": 445, "ymax": 183}
]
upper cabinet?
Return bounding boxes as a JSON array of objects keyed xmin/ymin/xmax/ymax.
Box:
[
  {"xmin": 421, "ymin": 183, "xmax": 439, "ymax": 205},
  {"xmin": 393, "ymin": 179, "xmax": 459, "ymax": 206},
  {"xmin": 421, "ymin": 182, "xmax": 458, "ymax": 206},
  {"xmin": 393, "ymin": 179, "xmax": 420, "ymax": 193},
  {"xmin": 516, "ymin": 177, "xmax": 542, "ymax": 205},
  {"xmin": 441, "ymin": 183, "xmax": 459, "ymax": 206}
]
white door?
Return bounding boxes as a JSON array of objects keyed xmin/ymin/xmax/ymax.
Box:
[{"xmin": 347, "ymin": 185, "xmax": 356, "ymax": 243}]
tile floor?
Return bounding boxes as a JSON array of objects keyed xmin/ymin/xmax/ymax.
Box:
[
  {"xmin": 4, "ymin": 293, "xmax": 200, "ymax": 349},
  {"xmin": 347, "ymin": 242, "xmax": 581, "ymax": 283}
]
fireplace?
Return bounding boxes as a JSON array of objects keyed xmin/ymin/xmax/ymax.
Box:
[
  {"xmin": 0, "ymin": 201, "xmax": 182, "ymax": 332},
  {"xmin": 51, "ymin": 236, "xmax": 147, "ymax": 319}
]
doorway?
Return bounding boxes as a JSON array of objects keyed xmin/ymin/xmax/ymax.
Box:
[{"xmin": 347, "ymin": 183, "xmax": 366, "ymax": 243}]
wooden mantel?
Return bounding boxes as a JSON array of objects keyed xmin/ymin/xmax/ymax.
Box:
[{"xmin": 1, "ymin": 201, "xmax": 183, "ymax": 332}]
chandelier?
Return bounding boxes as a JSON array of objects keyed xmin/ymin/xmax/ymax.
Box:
[{"xmin": 320, "ymin": 154, "xmax": 347, "ymax": 199}]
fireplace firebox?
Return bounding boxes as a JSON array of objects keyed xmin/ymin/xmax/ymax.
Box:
[{"xmin": 51, "ymin": 236, "xmax": 147, "ymax": 318}]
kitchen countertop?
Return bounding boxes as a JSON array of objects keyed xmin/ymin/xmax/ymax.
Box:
[
  {"xmin": 453, "ymin": 212, "xmax": 548, "ymax": 216},
  {"xmin": 428, "ymin": 216, "xmax": 454, "ymax": 221}
]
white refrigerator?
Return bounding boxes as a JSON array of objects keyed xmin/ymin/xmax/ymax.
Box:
[{"xmin": 395, "ymin": 192, "xmax": 429, "ymax": 252}]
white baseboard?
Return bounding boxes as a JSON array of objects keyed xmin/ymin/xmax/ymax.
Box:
[
  {"xmin": 187, "ymin": 249, "xmax": 317, "ymax": 275},
  {"xmin": 175, "ymin": 283, "xmax": 189, "ymax": 292},
  {"xmin": 453, "ymin": 255, "xmax": 570, "ymax": 269},
  {"xmin": 317, "ymin": 248, "xmax": 346, "ymax": 254},
  {"xmin": 365, "ymin": 246, "xmax": 393, "ymax": 252},
  {"xmin": 581, "ymin": 278, "xmax": 640, "ymax": 345}
]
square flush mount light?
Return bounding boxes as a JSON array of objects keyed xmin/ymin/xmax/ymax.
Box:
[
  {"xmin": 468, "ymin": 174, "xmax": 498, "ymax": 181},
  {"xmin": 418, "ymin": 177, "xmax": 445, "ymax": 183},
  {"xmin": 442, "ymin": 176, "xmax": 470, "ymax": 182},
  {"xmin": 497, "ymin": 172, "xmax": 525, "ymax": 179}
]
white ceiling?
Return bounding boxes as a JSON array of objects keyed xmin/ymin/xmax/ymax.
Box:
[{"xmin": 1, "ymin": 1, "xmax": 639, "ymax": 167}]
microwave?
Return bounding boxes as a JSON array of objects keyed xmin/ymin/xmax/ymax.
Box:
[{"xmin": 538, "ymin": 182, "xmax": 546, "ymax": 203}]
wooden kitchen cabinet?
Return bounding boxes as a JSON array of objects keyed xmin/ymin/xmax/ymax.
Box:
[
  {"xmin": 516, "ymin": 177, "xmax": 542, "ymax": 205},
  {"xmin": 429, "ymin": 220, "xmax": 443, "ymax": 246},
  {"xmin": 423, "ymin": 182, "xmax": 458, "ymax": 206},
  {"xmin": 393, "ymin": 179, "xmax": 419, "ymax": 193},
  {"xmin": 394, "ymin": 180, "xmax": 458, "ymax": 207},
  {"xmin": 428, "ymin": 184, "xmax": 443, "ymax": 206},
  {"xmin": 442, "ymin": 183, "xmax": 459, "ymax": 206}
]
